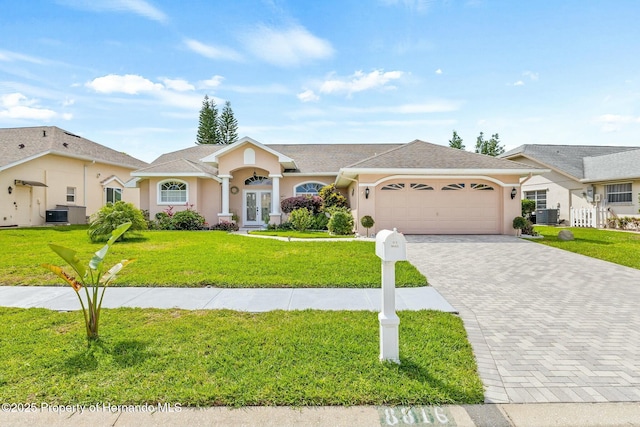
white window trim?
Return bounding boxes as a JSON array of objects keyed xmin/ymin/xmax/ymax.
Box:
[
  {"xmin": 293, "ymin": 181, "xmax": 327, "ymax": 196},
  {"xmin": 105, "ymin": 187, "xmax": 123, "ymax": 204},
  {"xmin": 66, "ymin": 186, "xmax": 76, "ymax": 204},
  {"xmin": 605, "ymin": 182, "xmax": 632, "ymax": 205},
  {"xmin": 157, "ymin": 179, "xmax": 188, "ymax": 205},
  {"xmin": 525, "ymin": 190, "xmax": 547, "ymax": 209}
]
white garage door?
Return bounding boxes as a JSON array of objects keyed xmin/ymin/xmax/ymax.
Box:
[{"xmin": 375, "ymin": 180, "xmax": 501, "ymax": 234}]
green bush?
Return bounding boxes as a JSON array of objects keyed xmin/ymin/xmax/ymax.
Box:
[
  {"xmin": 311, "ymin": 212, "xmax": 329, "ymax": 230},
  {"xmin": 512, "ymin": 216, "xmax": 527, "ymax": 230},
  {"xmin": 154, "ymin": 211, "xmax": 174, "ymax": 230},
  {"xmin": 328, "ymin": 209, "xmax": 354, "ymax": 235},
  {"xmin": 319, "ymin": 184, "xmax": 348, "ymax": 210},
  {"xmin": 172, "ymin": 209, "xmax": 206, "ymax": 230},
  {"xmin": 211, "ymin": 221, "xmax": 239, "ymax": 232},
  {"xmin": 289, "ymin": 208, "xmax": 314, "ymax": 232},
  {"xmin": 88, "ymin": 201, "xmax": 146, "ymax": 242},
  {"xmin": 521, "ymin": 199, "xmax": 536, "ymax": 219}
]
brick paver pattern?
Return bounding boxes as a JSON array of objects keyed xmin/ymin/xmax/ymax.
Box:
[{"xmin": 406, "ymin": 235, "xmax": 640, "ymax": 404}]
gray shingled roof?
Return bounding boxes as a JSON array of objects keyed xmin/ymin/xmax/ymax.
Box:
[
  {"xmin": 347, "ymin": 140, "xmax": 538, "ymax": 170},
  {"xmin": 134, "ymin": 158, "xmax": 218, "ymax": 176},
  {"xmin": 140, "ymin": 142, "xmax": 403, "ymax": 175},
  {"xmin": 0, "ymin": 126, "xmax": 148, "ymax": 170},
  {"xmin": 500, "ymin": 144, "xmax": 640, "ymax": 179},
  {"xmin": 270, "ymin": 143, "xmax": 402, "ymax": 173},
  {"xmin": 583, "ymin": 148, "xmax": 640, "ymax": 181}
]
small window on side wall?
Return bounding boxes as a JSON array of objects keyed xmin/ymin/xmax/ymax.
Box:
[
  {"xmin": 605, "ymin": 183, "xmax": 632, "ymax": 204},
  {"xmin": 66, "ymin": 187, "xmax": 76, "ymax": 203},
  {"xmin": 106, "ymin": 187, "xmax": 122, "ymax": 204}
]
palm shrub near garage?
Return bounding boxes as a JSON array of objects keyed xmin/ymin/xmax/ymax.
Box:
[
  {"xmin": 88, "ymin": 201, "xmax": 146, "ymax": 242},
  {"xmin": 521, "ymin": 199, "xmax": 536, "ymax": 219},
  {"xmin": 41, "ymin": 222, "xmax": 134, "ymax": 342}
]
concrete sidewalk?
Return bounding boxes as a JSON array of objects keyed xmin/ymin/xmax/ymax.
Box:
[
  {"xmin": 2, "ymin": 402, "xmax": 640, "ymax": 426},
  {"xmin": 0, "ymin": 285, "xmax": 456, "ymax": 312}
]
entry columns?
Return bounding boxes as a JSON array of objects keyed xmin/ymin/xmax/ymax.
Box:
[
  {"xmin": 218, "ymin": 174, "xmax": 233, "ymax": 223},
  {"xmin": 269, "ymin": 174, "xmax": 282, "ymax": 225}
]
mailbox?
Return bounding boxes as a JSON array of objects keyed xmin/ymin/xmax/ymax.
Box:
[{"xmin": 375, "ymin": 228, "xmax": 407, "ymax": 262}]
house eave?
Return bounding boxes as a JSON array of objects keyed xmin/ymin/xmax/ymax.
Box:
[{"xmin": 131, "ymin": 172, "xmax": 221, "ymax": 182}]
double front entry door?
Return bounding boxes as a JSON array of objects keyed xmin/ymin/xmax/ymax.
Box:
[{"xmin": 244, "ymin": 190, "xmax": 271, "ymax": 226}]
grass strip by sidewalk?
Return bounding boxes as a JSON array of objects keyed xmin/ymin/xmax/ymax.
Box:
[
  {"xmin": 0, "ymin": 307, "xmax": 482, "ymax": 406},
  {"xmin": 533, "ymin": 226, "xmax": 640, "ymax": 270},
  {"xmin": 0, "ymin": 227, "xmax": 425, "ymax": 288}
]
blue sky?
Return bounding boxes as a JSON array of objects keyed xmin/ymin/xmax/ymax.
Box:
[{"xmin": 1, "ymin": 0, "xmax": 639, "ymax": 163}]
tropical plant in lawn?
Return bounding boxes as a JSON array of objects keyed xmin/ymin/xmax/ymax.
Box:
[
  {"xmin": 42, "ymin": 222, "xmax": 134, "ymax": 341},
  {"xmin": 88, "ymin": 201, "xmax": 146, "ymax": 242},
  {"xmin": 289, "ymin": 207, "xmax": 314, "ymax": 232},
  {"xmin": 360, "ymin": 215, "xmax": 375, "ymax": 237}
]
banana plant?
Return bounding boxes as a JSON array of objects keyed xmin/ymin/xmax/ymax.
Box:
[{"xmin": 42, "ymin": 222, "xmax": 134, "ymax": 341}]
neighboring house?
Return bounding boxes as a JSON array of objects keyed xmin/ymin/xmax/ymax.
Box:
[
  {"xmin": 1, "ymin": 126, "xmax": 148, "ymax": 227},
  {"xmin": 132, "ymin": 137, "xmax": 544, "ymax": 235},
  {"xmin": 500, "ymin": 145, "xmax": 640, "ymax": 223}
]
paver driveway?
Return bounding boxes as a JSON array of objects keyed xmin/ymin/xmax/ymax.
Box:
[{"xmin": 406, "ymin": 235, "xmax": 640, "ymax": 404}]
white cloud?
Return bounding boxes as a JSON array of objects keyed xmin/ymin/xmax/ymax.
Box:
[
  {"xmin": 0, "ymin": 93, "xmax": 58, "ymax": 120},
  {"xmin": 240, "ymin": 25, "xmax": 333, "ymax": 67},
  {"xmin": 86, "ymin": 74, "xmax": 164, "ymax": 94},
  {"xmin": 58, "ymin": 0, "xmax": 168, "ymax": 23},
  {"xmin": 162, "ymin": 78, "xmax": 194, "ymax": 92},
  {"xmin": 297, "ymin": 89, "xmax": 319, "ymax": 103},
  {"xmin": 200, "ymin": 75, "xmax": 224, "ymax": 88},
  {"xmin": 379, "ymin": 0, "xmax": 435, "ymax": 12},
  {"xmin": 523, "ymin": 70, "xmax": 539, "ymax": 81},
  {"xmin": 319, "ymin": 70, "xmax": 404, "ymax": 96},
  {"xmin": 596, "ymin": 113, "xmax": 640, "ymax": 132},
  {"xmin": 184, "ymin": 38, "xmax": 243, "ymax": 61},
  {"xmin": 513, "ymin": 80, "xmax": 525, "ymax": 86},
  {"xmin": 435, "ymin": 68, "xmax": 443, "ymax": 75},
  {"xmin": 339, "ymin": 101, "xmax": 461, "ymax": 114},
  {"xmin": 0, "ymin": 49, "xmax": 46, "ymax": 64}
]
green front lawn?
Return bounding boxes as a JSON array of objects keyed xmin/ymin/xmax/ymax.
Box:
[
  {"xmin": 0, "ymin": 307, "xmax": 483, "ymax": 406},
  {"xmin": 534, "ymin": 226, "xmax": 640, "ymax": 269},
  {"xmin": 0, "ymin": 227, "xmax": 426, "ymax": 287},
  {"xmin": 248, "ymin": 230, "xmax": 353, "ymax": 239}
]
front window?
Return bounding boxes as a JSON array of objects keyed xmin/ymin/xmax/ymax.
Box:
[
  {"xmin": 66, "ymin": 187, "xmax": 76, "ymax": 203},
  {"xmin": 106, "ymin": 187, "xmax": 122, "ymax": 204},
  {"xmin": 525, "ymin": 190, "xmax": 546, "ymax": 209},
  {"xmin": 606, "ymin": 183, "xmax": 632, "ymax": 204},
  {"xmin": 295, "ymin": 182, "xmax": 325, "ymax": 196},
  {"xmin": 159, "ymin": 181, "xmax": 187, "ymax": 203}
]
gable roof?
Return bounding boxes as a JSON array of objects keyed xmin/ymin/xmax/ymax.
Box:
[
  {"xmin": 583, "ymin": 148, "xmax": 640, "ymax": 182},
  {"xmin": 0, "ymin": 126, "xmax": 148, "ymax": 171},
  {"xmin": 500, "ymin": 144, "xmax": 640, "ymax": 180},
  {"xmin": 132, "ymin": 158, "xmax": 219, "ymax": 179},
  {"xmin": 200, "ymin": 136, "xmax": 296, "ymax": 169}
]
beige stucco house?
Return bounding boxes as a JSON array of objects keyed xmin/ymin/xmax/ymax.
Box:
[
  {"xmin": 132, "ymin": 137, "xmax": 544, "ymax": 235},
  {"xmin": 500, "ymin": 145, "xmax": 640, "ymax": 223},
  {"xmin": 1, "ymin": 126, "xmax": 147, "ymax": 227}
]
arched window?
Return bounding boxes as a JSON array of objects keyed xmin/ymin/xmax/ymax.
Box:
[
  {"xmin": 245, "ymin": 175, "xmax": 272, "ymax": 186},
  {"xmin": 159, "ymin": 180, "xmax": 187, "ymax": 203},
  {"xmin": 295, "ymin": 182, "xmax": 325, "ymax": 196}
]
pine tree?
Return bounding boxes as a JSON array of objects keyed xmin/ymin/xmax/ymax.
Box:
[
  {"xmin": 448, "ymin": 130, "xmax": 465, "ymax": 150},
  {"xmin": 218, "ymin": 100, "xmax": 238, "ymax": 145},
  {"xmin": 196, "ymin": 95, "xmax": 218, "ymax": 145},
  {"xmin": 475, "ymin": 132, "xmax": 505, "ymax": 157}
]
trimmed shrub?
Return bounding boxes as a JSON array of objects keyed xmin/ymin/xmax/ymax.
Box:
[
  {"xmin": 172, "ymin": 209, "xmax": 206, "ymax": 230},
  {"xmin": 311, "ymin": 212, "xmax": 329, "ymax": 230},
  {"xmin": 280, "ymin": 195, "xmax": 322, "ymax": 214},
  {"xmin": 512, "ymin": 216, "xmax": 527, "ymax": 230},
  {"xmin": 88, "ymin": 201, "xmax": 146, "ymax": 242},
  {"xmin": 211, "ymin": 221, "xmax": 239, "ymax": 232},
  {"xmin": 360, "ymin": 215, "xmax": 375, "ymax": 236},
  {"xmin": 289, "ymin": 208, "xmax": 314, "ymax": 232},
  {"xmin": 328, "ymin": 209, "xmax": 354, "ymax": 235}
]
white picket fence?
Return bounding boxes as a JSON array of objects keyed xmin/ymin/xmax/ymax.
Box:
[{"xmin": 570, "ymin": 207, "xmax": 609, "ymax": 228}]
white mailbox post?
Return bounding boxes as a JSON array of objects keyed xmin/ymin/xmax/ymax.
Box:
[{"xmin": 375, "ymin": 228, "xmax": 407, "ymax": 364}]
